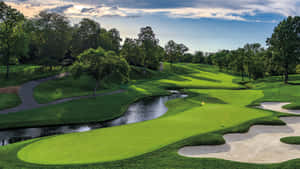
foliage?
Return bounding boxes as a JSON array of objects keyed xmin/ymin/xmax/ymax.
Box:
[
  {"xmin": 165, "ymin": 40, "xmax": 189, "ymax": 64},
  {"xmin": 121, "ymin": 38, "xmax": 145, "ymax": 66},
  {"xmin": 70, "ymin": 18, "xmax": 101, "ymax": 57},
  {"xmin": 138, "ymin": 26, "xmax": 161, "ymax": 70},
  {"xmin": 296, "ymin": 65, "xmax": 300, "ymax": 74},
  {"xmin": 267, "ymin": 16, "xmax": 300, "ymax": 83},
  {"xmin": 32, "ymin": 12, "xmax": 72, "ymax": 68},
  {"xmin": 0, "ymin": 2, "xmax": 27, "ymax": 78},
  {"xmin": 71, "ymin": 47, "xmax": 130, "ymax": 95}
]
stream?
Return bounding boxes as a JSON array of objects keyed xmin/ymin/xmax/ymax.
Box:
[{"xmin": 0, "ymin": 91, "xmax": 187, "ymax": 146}]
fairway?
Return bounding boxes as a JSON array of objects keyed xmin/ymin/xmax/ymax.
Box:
[{"xmin": 18, "ymin": 89, "xmax": 272, "ymax": 164}]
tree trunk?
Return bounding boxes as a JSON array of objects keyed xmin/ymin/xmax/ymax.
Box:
[
  {"xmin": 284, "ymin": 63, "xmax": 289, "ymax": 84},
  {"xmin": 284, "ymin": 71, "xmax": 289, "ymax": 84},
  {"xmin": 5, "ymin": 64, "xmax": 9, "ymax": 79},
  {"xmin": 242, "ymin": 71, "xmax": 244, "ymax": 81},
  {"xmin": 94, "ymin": 80, "xmax": 100, "ymax": 96}
]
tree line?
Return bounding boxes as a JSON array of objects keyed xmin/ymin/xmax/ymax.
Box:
[
  {"xmin": 206, "ymin": 16, "xmax": 300, "ymax": 84},
  {"xmin": 1, "ymin": 1, "xmax": 300, "ymax": 89}
]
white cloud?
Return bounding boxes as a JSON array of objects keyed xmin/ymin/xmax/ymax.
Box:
[{"xmin": 4, "ymin": 0, "xmax": 300, "ymax": 21}]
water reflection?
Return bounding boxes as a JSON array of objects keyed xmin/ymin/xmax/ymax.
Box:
[{"xmin": 0, "ymin": 91, "xmax": 187, "ymax": 146}]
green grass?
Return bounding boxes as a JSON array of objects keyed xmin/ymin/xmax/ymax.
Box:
[
  {"xmin": 0, "ymin": 63, "xmax": 299, "ymax": 168},
  {"xmin": 280, "ymin": 136, "xmax": 300, "ymax": 144},
  {"xmin": 18, "ymin": 89, "xmax": 272, "ymax": 164},
  {"xmin": 0, "ymin": 94, "xmax": 21, "ymax": 110},
  {"xmin": 0, "ymin": 65, "xmax": 62, "ymax": 88},
  {"xmin": 33, "ymin": 63, "xmax": 243, "ymax": 103}
]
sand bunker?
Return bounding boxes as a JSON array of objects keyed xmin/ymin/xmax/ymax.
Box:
[{"xmin": 178, "ymin": 102, "xmax": 300, "ymax": 163}]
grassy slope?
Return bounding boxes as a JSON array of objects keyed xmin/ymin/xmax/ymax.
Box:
[
  {"xmin": 18, "ymin": 69, "xmax": 270, "ymax": 164},
  {"xmin": 0, "ymin": 63, "xmax": 299, "ymax": 168},
  {"xmin": 0, "ymin": 94, "xmax": 21, "ymax": 110},
  {"xmin": 251, "ymin": 75, "xmax": 300, "ymax": 109}
]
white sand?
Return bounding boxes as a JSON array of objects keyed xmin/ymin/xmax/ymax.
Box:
[{"xmin": 178, "ymin": 102, "xmax": 300, "ymax": 163}]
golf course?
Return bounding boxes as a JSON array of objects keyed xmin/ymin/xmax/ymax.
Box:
[
  {"xmin": 0, "ymin": 62, "xmax": 299, "ymax": 169},
  {"xmin": 1, "ymin": 1, "xmax": 300, "ymax": 168}
]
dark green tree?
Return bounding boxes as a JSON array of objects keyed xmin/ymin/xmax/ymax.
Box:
[
  {"xmin": 71, "ymin": 47, "xmax": 130, "ymax": 95},
  {"xmin": 138, "ymin": 26, "xmax": 160, "ymax": 70},
  {"xmin": 33, "ymin": 12, "xmax": 72, "ymax": 69},
  {"xmin": 121, "ymin": 38, "xmax": 145, "ymax": 67},
  {"xmin": 267, "ymin": 16, "xmax": 300, "ymax": 83},
  {"xmin": 0, "ymin": 2, "xmax": 26, "ymax": 78},
  {"xmin": 71, "ymin": 18, "xmax": 101, "ymax": 57}
]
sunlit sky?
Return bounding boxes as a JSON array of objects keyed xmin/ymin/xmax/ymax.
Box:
[{"xmin": 4, "ymin": 0, "xmax": 300, "ymax": 53}]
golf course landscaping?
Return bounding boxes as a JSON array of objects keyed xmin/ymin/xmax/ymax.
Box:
[{"xmin": 0, "ymin": 63, "xmax": 299, "ymax": 169}]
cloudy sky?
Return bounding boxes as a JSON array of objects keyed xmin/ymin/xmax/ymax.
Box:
[{"xmin": 3, "ymin": 0, "xmax": 300, "ymax": 52}]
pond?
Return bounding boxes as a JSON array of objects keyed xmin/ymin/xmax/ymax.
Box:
[{"xmin": 0, "ymin": 91, "xmax": 187, "ymax": 146}]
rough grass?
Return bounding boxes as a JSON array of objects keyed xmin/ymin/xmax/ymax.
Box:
[
  {"xmin": 0, "ymin": 65, "xmax": 62, "ymax": 88},
  {"xmin": 0, "ymin": 94, "xmax": 21, "ymax": 110},
  {"xmin": 280, "ymin": 136, "xmax": 300, "ymax": 145}
]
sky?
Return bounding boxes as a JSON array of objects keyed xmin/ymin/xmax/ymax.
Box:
[{"xmin": 3, "ymin": 0, "xmax": 300, "ymax": 53}]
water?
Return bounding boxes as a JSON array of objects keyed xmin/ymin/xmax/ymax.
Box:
[{"xmin": 0, "ymin": 91, "xmax": 187, "ymax": 146}]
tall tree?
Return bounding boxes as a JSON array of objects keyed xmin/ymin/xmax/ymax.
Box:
[
  {"xmin": 165, "ymin": 40, "xmax": 188, "ymax": 65},
  {"xmin": 71, "ymin": 18, "xmax": 101, "ymax": 57},
  {"xmin": 193, "ymin": 51, "xmax": 205, "ymax": 63},
  {"xmin": 121, "ymin": 38, "xmax": 145, "ymax": 67},
  {"xmin": 108, "ymin": 28, "xmax": 122, "ymax": 53},
  {"xmin": 33, "ymin": 11, "xmax": 72, "ymax": 68},
  {"xmin": 138, "ymin": 26, "xmax": 160, "ymax": 70},
  {"xmin": 71, "ymin": 47, "xmax": 130, "ymax": 95},
  {"xmin": 0, "ymin": 2, "xmax": 26, "ymax": 78},
  {"xmin": 267, "ymin": 16, "xmax": 300, "ymax": 83}
]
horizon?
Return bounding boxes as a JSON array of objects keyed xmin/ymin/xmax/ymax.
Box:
[{"xmin": 3, "ymin": 0, "xmax": 299, "ymax": 53}]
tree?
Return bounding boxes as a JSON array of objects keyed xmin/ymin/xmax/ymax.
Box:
[
  {"xmin": 296, "ymin": 64, "xmax": 300, "ymax": 74},
  {"xmin": 138, "ymin": 26, "xmax": 160, "ymax": 70},
  {"xmin": 71, "ymin": 18, "xmax": 101, "ymax": 57},
  {"xmin": 99, "ymin": 28, "xmax": 122, "ymax": 53},
  {"xmin": 121, "ymin": 38, "xmax": 145, "ymax": 66},
  {"xmin": 165, "ymin": 40, "xmax": 188, "ymax": 65},
  {"xmin": 193, "ymin": 51, "xmax": 205, "ymax": 63},
  {"xmin": 243, "ymin": 43, "xmax": 263, "ymax": 79},
  {"xmin": 33, "ymin": 12, "xmax": 72, "ymax": 68},
  {"xmin": 267, "ymin": 16, "xmax": 300, "ymax": 83},
  {"xmin": 71, "ymin": 47, "xmax": 130, "ymax": 95},
  {"xmin": 108, "ymin": 28, "xmax": 122, "ymax": 53},
  {"xmin": 0, "ymin": 2, "xmax": 26, "ymax": 78}
]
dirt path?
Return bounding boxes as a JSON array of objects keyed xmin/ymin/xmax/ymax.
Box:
[
  {"xmin": 0, "ymin": 86, "xmax": 20, "ymax": 94},
  {"xmin": 178, "ymin": 102, "xmax": 300, "ymax": 164},
  {"xmin": 0, "ymin": 73, "xmax": 125, "ymax": 114}
]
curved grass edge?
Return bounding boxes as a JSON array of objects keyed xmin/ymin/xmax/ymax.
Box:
[
  {"xmin": 280, "ymin": 136, "xmax": 300, "ymax": 145},
  {"xmin": 5, "ymin": 113, "xmax": 290, "ymax": 168}
]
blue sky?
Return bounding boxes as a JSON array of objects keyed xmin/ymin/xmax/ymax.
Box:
[{"xmin": 4, "ymin": 0, "xmax": 299, "ymax": 53}]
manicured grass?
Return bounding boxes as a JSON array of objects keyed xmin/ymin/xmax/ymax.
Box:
[
  {"xmin": 0, "ymin": 85, "xmax": 168, "ymax": 130},
  {"xmin": 0, "ymin": 94, "xmax": 21, "ymax": 110},
  {"xmin": 18, "ymin": 89, "xmax": 272, "ymax": 164},
  {"xmin": 0, "ymin": 63, "xmax": 299, "ymax": 168},
  {"xmin": 280, "ymin": 136, "xmax": 300, "ymax": 145},
  {"xmin": 33, "ymin": 63, "xmax": 243, "ymax": 103}
]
